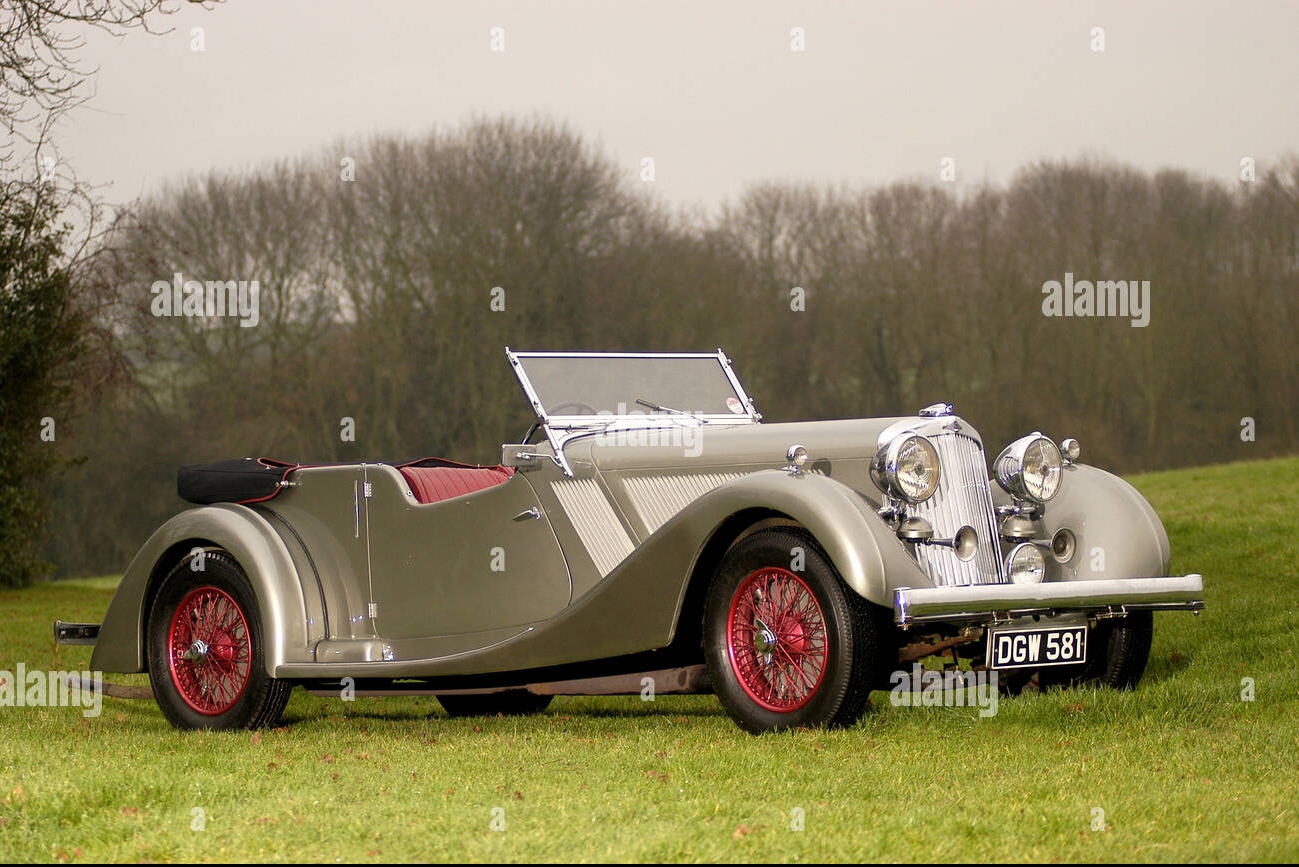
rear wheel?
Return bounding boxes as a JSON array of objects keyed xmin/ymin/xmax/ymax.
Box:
[
  {"xmin": 146, "ymin": 551, "xmax": 292, "ymax": 730},
  {"xmin": 999, "ymin": 611, "xmax": 1155, "ymax": 694},
  {"xmin": 1036, "ymin": 611, "xmax": 1154, "ymax": 690},
  {"xmin": 704, "ymin": 529, "xmax": 880, "ymax": 734},
  {"xmin": 437, "ymin": 690, "xmax": 553, "ymax": 717}
]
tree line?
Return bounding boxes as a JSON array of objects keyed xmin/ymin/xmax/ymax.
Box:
[{"xmin": 10, "ymin": 116, "xmax": 1299, "ymax": 581}]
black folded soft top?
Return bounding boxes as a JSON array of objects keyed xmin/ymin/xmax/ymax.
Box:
[
  {"xmin": 176, "ymin": 456, "xmax": 500, "ymax": 505},
  {"xmin": 177, "ymin": 458, "xmax": 299, "ymax": 505}
]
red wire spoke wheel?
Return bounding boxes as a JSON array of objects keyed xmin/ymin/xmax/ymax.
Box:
[
  {"xmin": 726, "ymin": 567, "xmax": 828, "ymax": 712},
  {"xmin": 147, "ymin": 551, "xmax": 292, "ymax": 730},
  {"xmin": 167, "ymin": 585, "xmax": 252, "ymax": 715},
  {"xmin": 704, "ymin": 529, "xmax": 881, "ymax": 734}
]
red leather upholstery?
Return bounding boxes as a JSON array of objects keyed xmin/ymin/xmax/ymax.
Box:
[{"xmin": 399, "ymin": 464, "xmax": 514, "ymax": 504}]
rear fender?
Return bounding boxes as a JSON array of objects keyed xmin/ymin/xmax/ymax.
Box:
[{"xmin": 90, "ymin": 504, "xmax": 320, "ymax": 676}]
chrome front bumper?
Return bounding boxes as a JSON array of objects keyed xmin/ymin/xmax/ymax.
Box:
[{"xmin": 893, "ymin": 574, "xmax": 1204, "ymax": 626}]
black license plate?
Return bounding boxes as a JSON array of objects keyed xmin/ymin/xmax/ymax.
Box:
[{"xmin": 988, "ymin": 623, "xmax": 1087, "ymax": 669}]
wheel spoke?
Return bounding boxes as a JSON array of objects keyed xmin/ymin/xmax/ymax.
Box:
[
  {"xmin": 168, "ymin": 585, "xmax": 252, "ymax": 715},
  {"xmin": 727, "ymin": 566, "xmax": 829, "ymax": 712}
]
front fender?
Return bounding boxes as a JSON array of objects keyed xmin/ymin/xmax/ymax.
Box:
[
  {"xmin": 90, "ymin": 504, "xmax": 320, "ymax": 676},
  {"xmin": 1041, "ymin": 463, "xmax": 1171, "ymax": 580},
  {"xmin": 617, "ymin": 469, "xmax": 927, "ymax": 636},
  {"xmin": 680, "ymin": 470, "xmax": 930, "ymax": 605}
]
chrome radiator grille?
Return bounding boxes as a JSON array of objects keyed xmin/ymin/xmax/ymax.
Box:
[{"xmin": 909, "ymin": 433, "xmax": 1005, "ymax": 586}]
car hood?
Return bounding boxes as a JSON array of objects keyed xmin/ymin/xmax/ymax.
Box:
[{"xmin": 577, "ymin": 416, "xmax": 925, "ymax": 472}]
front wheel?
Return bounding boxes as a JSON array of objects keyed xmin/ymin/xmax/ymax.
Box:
[
  {"xmin": 704, "ymin": 529, "xmax": 881, "ymax": 734},
  {"xmin": 146, "ymin": 550, "xmax": 292, "ymax": 730}
]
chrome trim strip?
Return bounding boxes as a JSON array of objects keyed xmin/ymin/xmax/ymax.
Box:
[
  {"xmin": 893, "ymin": 573, "xmax": 1205, "ymax": 625},
  {"xmin": 506, "ymin": 347, "xmax": 575, "ymax": 476},
  {"xmin": 715, "ymin": 347, "xmax": 762, "ymax": 420}
]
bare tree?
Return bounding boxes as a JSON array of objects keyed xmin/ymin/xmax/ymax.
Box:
[{"xmin": 1, "ymin": 0, "xmax": 216, "ymax": 147}]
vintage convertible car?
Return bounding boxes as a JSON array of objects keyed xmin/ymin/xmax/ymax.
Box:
[{"xmin": 56, "ymin": 349, "xmax": 1204, "ymax": 733}]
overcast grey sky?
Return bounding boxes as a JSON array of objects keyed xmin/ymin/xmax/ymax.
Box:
[{"xmin": 53, "ymin": 0, "xmax": 1299, "ymax": 210}]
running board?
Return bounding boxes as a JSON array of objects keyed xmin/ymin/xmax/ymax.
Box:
[{"xmin": 303, "ymin": 665, "xmax": 711, "ymax": 698}]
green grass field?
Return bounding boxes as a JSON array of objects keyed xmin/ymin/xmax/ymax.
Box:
[{"xmin": 2, "ymin": 457, "xmax": 1297, "ymax": 862}]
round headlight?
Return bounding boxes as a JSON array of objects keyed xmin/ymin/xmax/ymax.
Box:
[
  {"xmin": 1060, "ymin": 437, "xmax": 1081, "ymax": 463},
  {"xmin": 872, "ymin": 434, "xmax": 940, "ymax": 503},
  {"xmin": 994, "ymin": 433, "xmax": 1063, "ymax": 504},
  {"xmin": 1006, "ymin": 542, "xmax": 1046, "ymax": 584}
]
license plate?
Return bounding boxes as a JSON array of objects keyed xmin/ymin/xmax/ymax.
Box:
[{"xmin": 987, "ymin": 623, "xmax": 1087, "ymax": 669}]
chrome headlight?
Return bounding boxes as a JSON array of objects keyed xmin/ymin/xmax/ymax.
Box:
[
  {"xmin": 994, "ymin": 433, "xmax": 1063, "ymax": 504},
  {"xmin": 1060, "ymin": 437, "xmax": 1081, "ymax": 464},
  {"xmin": 872, "ymin": 434, "xmax": 940, "ymax": 504},
  {"xmin": 1005, "ymin": 542, "xmax": 1046, "ymax": 584}
]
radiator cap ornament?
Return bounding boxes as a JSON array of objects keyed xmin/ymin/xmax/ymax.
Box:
[{"xmin": 918, "ymin": 402, "xmax": 954, "ymax": 418}]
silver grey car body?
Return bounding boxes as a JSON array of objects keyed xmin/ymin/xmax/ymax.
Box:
[{"xmin": 59, "ymin": 349, "xmax": 1204, "ymax": 733}]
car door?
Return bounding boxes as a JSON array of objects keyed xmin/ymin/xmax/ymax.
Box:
[{"xmin": 363, "ymin": 465, "xmax": 572, "ymax": 641}]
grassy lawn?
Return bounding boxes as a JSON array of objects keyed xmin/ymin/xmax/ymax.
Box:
[{"xmin": 2, "ymin": 457, "xmax": 1297, "ymax": 862}]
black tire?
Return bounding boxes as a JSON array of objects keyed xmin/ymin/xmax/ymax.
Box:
[
  {"xmin": 1033, "ymin": 611, "xmax": 1154, "ymax": 691},
  {"xmin": 704, "ymin": 528, "xmax": 880, "ymax": 734},
  {"xmin": 437, "ymin": 690, "xmax": 553, "ymax": 717},
  {"xmin": 146, "ymin": 550, "xmax": 292, "ymax": 730}
]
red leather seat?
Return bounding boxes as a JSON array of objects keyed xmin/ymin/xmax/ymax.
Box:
[{"xmin": 399, "ymin": 464, "xmax": 514, "ymax": 504}]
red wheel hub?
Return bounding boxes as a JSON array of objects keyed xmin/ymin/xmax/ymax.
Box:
[
  {"xmin": 167, "ymin": 586, "xmax": 252, "ymax": 715},
  {"xmin": 726, "ymin": 566, "xmax": 828, "ymax": 712}
]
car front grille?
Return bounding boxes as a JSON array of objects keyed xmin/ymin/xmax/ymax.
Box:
[{"xmin": 909, "ymin": 432, "xmax": 1005, "ymax": 586}]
